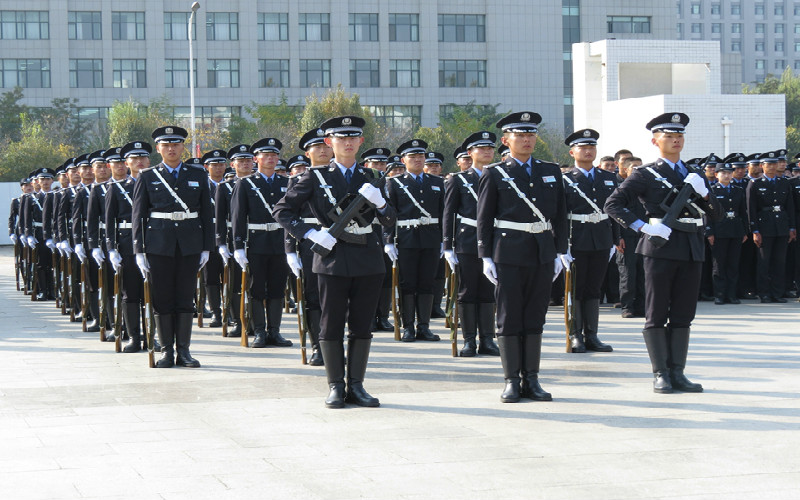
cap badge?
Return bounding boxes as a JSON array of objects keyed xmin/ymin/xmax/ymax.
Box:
[
  {"xmin": 166, "ymin": 127, "xmax": 173, "ymax": 134},
  {"xmin": 482, "ymin": 132, "xmax": 489, "ymax": 139},
  {"xmin": 521, "ymin": 113, "xmax": 530, "ymax": 121},
  {"xmin": 428, "ymin": 153, "xmax": 434, "ymax": 158},
  {"xmin": 135, "ymin": 142, "xmax": 141, "ymax": 148},
  {"xmin": 268, "ymin": 139, "xmax": 275, "ymax": 145},
  {"xmin": 412, "ymin": 140, "xmax": 418, "ymax": 147},
  {"xmin": 671, "ymin": 114, "xmax": 680, "ymax": 123},
  {"xmin": 342, "ymin": 117, "xmax": 352, "ymax": 126},
  {"xmin": 316, "ymin": 129, "xmax": 324, "ymax": 136},
  {"xmin": 583, "ymin": 130, "xmax": 591, "ymax": 137}
]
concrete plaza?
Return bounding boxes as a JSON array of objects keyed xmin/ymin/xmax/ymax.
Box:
[{"xmin": 0, "ymin": 246, "xmax": 798, "ymax": 499}]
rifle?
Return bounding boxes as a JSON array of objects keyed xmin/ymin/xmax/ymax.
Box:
[
  {"xmin": 14, "ymin": 241, "xmax": 21, "ymax": 291},
  {"xmin": 443, "ymin": 265, "xmax": 452, "ymax": 329},
  {"xmin": 68, "ymin": 255, "xmax": 75, "ymax": 322},
  {"xmin": 99, "ymin": 262, "xmax": 107, "ymax": 341},
  {"xmin": 296, "ymin": 272, "xmax": 307, "ymax": 364},
  {"xmin": 81, "ymin": 258, "xmax": 88, "ymax": 332},
  {"xmin": 240, "ymin": 264, "xmax": 250, "ymax": 348},
  {"xmin": 113, "ymin": 268, "xmax": 122, "ymax": 353},
  {"xmin": 391, "ymin": 261, "xmax": 400, "ymax": 341},
  {"xmin": 23, "ymin": 245, "xmax": 30, "ymax": 295},
  {"xmin": 564, "ymin": 260, "xmax": 577, "ymax": 353},
  {"xmin": 30, "ymin": 245, "xmax": 39, "ymax": 301},
  {"xmin": 144, "ymin": 274, "xmax": 155, "ymax": 368},
  {"xmin": 61, "ymin": 254, "xmax": 68, "ymax": 315},
  {"xmin": 52, "ymin": 250, "xmax": 60, "ymax": 308},
  {"xmin": 196, "ymin": 271, "xmax": 205, "ymax": 327},
  {"xmin": 447, "ymin": 268, "xmax": 459, "ymax": 357},
  {"xmin": 648, "ymin": 183, "xmax": 700, "ymax": 248},
  {"xmin": 221, "ymin": 262, "xmax": 230, "ymax": 337}
]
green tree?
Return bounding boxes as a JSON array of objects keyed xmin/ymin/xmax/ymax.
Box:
[
  {"xmin": 0, "ymin": 87, "xmax": 28, "ymax": 145},
  {"xmin": 0, "ymin": 119, "xmax": 76, "ymax": 181},
  {"xmin": 299, "ymin": 85, "xmax": 382, "ymax": 156},
  {"xmin": 226, "ymin": 92, "xmax": 304, "ymax": 152},
  {"xmin": 743, "ymin": 67, "xmax": 798, "ymax": 152},
  {"xmin": 106, "ymin": 97, "xmax": 172, "ymax": 163}
]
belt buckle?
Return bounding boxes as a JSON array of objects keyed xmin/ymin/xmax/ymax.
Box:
[
  {"xmin": 419, "ymin": 216, "xmax": 430, "ymax": 225},
  {"xmin": 773, "ymin": 206, "xmax": 781, "ymax": 212},
  {"xmin": 172, "ymin": 212, "xmax": 186, "ymax": 221},
  {"xmin": 530, "ymin": 222, "xmax": 541, "ymax": 233},
  {"xmin": 588, "ymin": 213, "xmax": 599, "ymax": 223},
  {"xmin": 727, "ymin": 211, "xmax": 735, "ymax": 218}
]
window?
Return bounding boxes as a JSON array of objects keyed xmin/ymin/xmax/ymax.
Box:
[
  {"xmin": 259, "ymin": 60, "xmax": 289, "ymax": 87},
  {"xmin": 677, "ymin": 23, "xmax": 683, "ymax": 38},
  {"xmin": 711, "ymin": 3, "xmax": 721, "ymax": 15},
  {"xmin": 69, "ymin": 59, "xmax": 102, "ymax": 88},
  {"xmin": 300, "ymin": 59, "xmax": 330, "ymax": 87},
  {"xmin": 165, "ymin": 59, "xmax": 197, "ymax": 88},
  {"xmin": 438, "ymin": 14, "xmax": 486, "ymax": 42},
  {"xmin": 755, "ymin": 41, "xmax": 765, "ymax": 51},
  {"xmin": 390, "ymin": 59, "xmax": 420, "ymax": 87},
  {"xmin": 113, "ymin": 59, "xmax": 146, "ymax": 88},
  {"xmin": 349, "ymin": 13, "xmax": 378, "ymax": 41},
  {"xmin": 299, "ymin": 13, "xmax": 330, "ymax": 41},
  {"xmin": 389, "ymin": 14, "xmax": 418, "ymax": 41},
  {"xmin": 367, "ymin": 105, "xmax": 421, "ymax": 129},
  {"xmin": 731, "ymin": 41, "xmax": 741, "ymax": 51},
  {"xmin": 755, "ymin": 3, "xmax": 765, "ymax": 15},
  {"xmin": 795, "ymin": 61, "xmax": 800, "ymax": 70},
  {"xmin": 776, "ymin": 59, "xmax": 786, "ymax": 69},
  {"xmin": 691, "ymin": 4, "xmax": 701, "ymax": 14},
  {"xmin": 776, "ymin": 5, "xmax": 785, "ymax": 16},
  {"xmin": 731, "ymin": 4, "xmax": 741, "ymax": 15},
  {"xmin": 755, "ymin": 59, "xmax": 765, "ymax": 69},
  {"xmin": 777, "ymin": 24, "xmax": 785, "ymax": 34},
  {"xmin": 677, "ymin": 1, "xmax": 681, "ymax": 15},
  {"xmin": 74, "ymin": 107, "xmax": 109, "ymax": 132},
  {"xmin": 207, "ymin": 59, "xmax": 239, "ymax": 88},
  {"xmin": 439, "ymin": 60, "xmax": 486, "ymax": 87},
  {"xmin": 164, "ymin": 12, "xmax": 196, "ymax": 40},
  {"xmin": 0, "ymin": 11, "xmax": 48, "ymax": 40},
  {"xmin": 732, "ymin": 23, "xmax": 742, "ymax": 33},
  {"xmin": 795, "ymin": 5, "xmax": 800, "ymax": 16},
  {"xmin": 712, "ymin": 23, "xmax": 721, "ymax": 34},
  {"xmin": 112, "ymin": 12, "xmax": 145, "ymax": 40},
  {"xmin": 68, "ymin": 11, "xmax": 101, "ymax": 40},
  {"xmin": 173, "ymin": 106, "xmax": 241, "ymax": 130},
  {"xmin": 796, "ymin": 42, "xmax": 800, "ymax": 52},
  {"xmin": 206, "ymin": 12, "xmax": 238, "ymax": 40},
  {"xmin": 796, "ymin": 24, "xmax": 800, "ymax": 34},
  {"xmin": 258, "ymin": 13, "xmax": 288, "ymax": 41},
  {"xmin": 691, "ymin": 23, "xmax": 703, "ymax": 34},
  {"xmin": 349, "ymin": 59, "xmax": 379, "ymax": 87},
  {"xmin": 777, "ymin": 41, "xmax": 785, "ymax": 51},
  {"xmin": 607, "ymin": 16, "xmax": 652, "ymax": 34},
  {"xmin": 756, "ymin": 24, "xmax": 765, "ymax": 34},
  {"xmin": 0, "ymin": 59, "xmax": 50, "ymax": 88}
]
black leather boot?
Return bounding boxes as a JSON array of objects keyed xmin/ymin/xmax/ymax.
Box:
[
  {"xmin": 415, "ymin": 294, "xmax": 440, "ymax": 341},
  {"xmin": 207, "ymin": 285, "xmax": 222, "ymax": 327},
  {"xmin": 250, "ymin": 302, "xmax": 267, "ymax": 348},
  {"xmin": 376, "ymin": 287, "xmax": 394, "ymax": 331},
  {"xmin": 86, "ymin": 291, "xmax": 101, "ymax": 332},
  {"xmin": 154, "ymin": 314, "xmax": 175, "ymax": 368},
  {"xmin": 345, "ymin": 338, "xmax": 380, "ymax": 407},
  {"xmin": 400, "ymin": 294, "xmax": 416, "ymax": 342},
  {"xmin": 583, "ymin": 298, "xmax": 612, "ymax": 352},
  {"xmin": 319, "ymin": 340, "xmax": 345, "ymax": 408},
  {"xmin": 430, "ymin": 278, "xmax": 447, "ymax": 318},
  {"xmin": 568, "ymin": 299, "xmax": 585, "ymax": 353},
  {"xmin": 227, "ymin": 321, "xmax": 242, "ymax": 338},
  {"xmin": 668, "ymin": 326, "xmax": 703, "ymax": 392},
  {"xmin": 497, "ymin": 336, "xmax": 521, "ymax": 403},
  {"xmin": 175, "ymin": 312, "xmax": 200, "ymax": 367},
  {"xmin": 520, "ymin": 334, "xmax": 552, "ymax": 401},
  {"xmin": 476, "ymin": 303, "xmax": 500, "ymax": 356},
  {"xmin": 266, "ymin": 298, "xmax": 292, "ymax": 346},
  {"xmin": 642, "ymin": 327, "xmax": 673, "ymax": 393},
  {"xmin": 307, "ymin": 309, "xmax": 324, "ymax": 366},
  {"xmin": 459, "ymin": 303, "xmax": 477, "ymax": 357},
  {"xmin": 122, "ymin": 303, "xmax": 141, "ymax": 353}
]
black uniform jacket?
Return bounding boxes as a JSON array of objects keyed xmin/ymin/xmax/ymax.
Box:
[
  {"xmin": 105, "ymin": 177, "xmax": 136, "ymax": 255},
  {"xmin": 746, "ymin": 176, "xmax": 795, "ymax": 237},
  {"xmin": 443, "ymin": 168, "xmax": 480, "ymax": 255},
  {"xmin": 8, "ymin": 196, "xmax": 21, "ymax": 237},
  {"xmin": 283, "ymin": 173, "xmax": 321, "ymax": 253},
  {"xmin": 383, "ymin": 172, "xmax": 444, "ymax": 249},
  {"xmin": 563, "ymin": 166, "xmax": 619, "ymax": 252},
  {"xmin": 42, "ymin": 189, "xmax": 58, "ymax": 242},
  {"xmin": 58, "ymin": 186, "xmax": 80, "ymax": 246},
  {"xmin": 604, "ymin": 159, "xmax": 722, "ymax": 261},
  {"xmin": 132, "ymin": 162, "xmax": 214, "ymax": 256},
  {"xmin": 70, "ymin": 184, "xmax": 91, "ymax": 247},
  {"xmin": 87, "ymin": 181, "xmax": 109, "ymax": 251},
  {"xmin": 24, "ymin": 191, "xmax": 48, "ymax": 241},
  {"xmin": 214, "ymin": 178, "xmax": 236, "ymax": 248},
  {"xmin": 273, "ymin": 163, "xmax": 396, "ymax": 277},
  {"xmin": 230, "ymin": 172, "xmax": 288, "ymax": 255},
  {"xmin": 705, "ymin": 183, "xmax": 748, "ymax": 239},
  {"xmin": 476, "ymin": 157, "xmax": 568, "ymax": 266}
]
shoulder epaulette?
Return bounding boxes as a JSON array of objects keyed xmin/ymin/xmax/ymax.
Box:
[{"xmin": 140, "ymin": 166, "xmax": 155, "ymax": 173}]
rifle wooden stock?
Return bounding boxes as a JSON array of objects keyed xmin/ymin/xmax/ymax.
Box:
[
  {"xmin": 14, "ymin": 243, "xmax": 20, "ymax": 291},
  {"xmin": 196, "ymin": 271, "xmax": 205, "ymax": 327},
  {"xmin": 391, "ymin": 261, "xmax": 400, "ymax": 341},
  {"xmin": 52, "ymin": 251, "xmax": 59, "ymax": 308},
  {"xmin": 113, "ymin": 269, "xmax": 122, "ymax": 353},
  {"xmin": 144, "ymin": 276, "xmax": 155, "ymax": 368},
  {"xmin": 81, "ymin": 259, "xmax": 88, "ymax": 332},
  {"xmin": 240, "ymin": 266, "xmax": 250, "ymax": 348},
  {"xmin": 61, "ymin": 255, "xmax": 68, "ymax": 315},
  {"xmin": 68, "ymin": 255, "xmax": 75, "ymax": 322},
  {"xmin": 99, "ymin": 264, "xmax": 107, "ymax": 342},
  {"xmin": 447, "ymin": 268, "xmax": 459, "ymax": 357},
  {"xmin": 30, "ymin": 246, "xmax": 38, "ymax": 301},
  {"xmin": 23, "ymin": 246, "xmax": 30, "ymax": 295},
  {"xmin": 296, "ymin": 274, "xmax": 307, "ymax": 364},
  {"xmin": 221, "ymin": 263, "xmax": 230, "ymax": 337},
  {"xmin": 564, "ymin": 262, "xmax": 576, "ymax": 353}
]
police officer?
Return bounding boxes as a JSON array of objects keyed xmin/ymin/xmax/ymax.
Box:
[
  {"xmin": 477, "ymin": 112, "xmax": 567, "ymax": 402},
  {"xmin": 615, "ymin": 155, "xmax": 646, "ymax": 318},
  {"xmin": 274, "ymin": 116, "xmax": 396, "ymax": 408},
  {"xmin": 132, "ymin": 126, "xmax": 214, "ymax": 368},
  {"xmin": 443, "ymin": 131, "xmax": 500, "ymax": 357},
  {"xmin": 423, "ymin": 152, "xmax": 448, "ymax": 319},
  {"xmin": 453, "ymin": 147, "xmax": 473, "ymax": 172},
  {"xmin": 57, "ymin": 159, "xmax": 83, "ymax": 319},
  {"xmin": 24, "ymin": 168, "xmax": 57, "ymax": 300},
  {"xmin": 72, "ymin": 154, "xmax": 102, "ymax": 332},
  {"xmin": 384, "ymin": 139, "xmax": 445, "ymax": 343},
  {"xmin": 9, "ymin": 177, "xmax": 31, "ymax": 292},
  {"xmin": 562, "ymin": 128, "xmax": 617, "ymax": 353},
  {"xmin": 201, "ymin": 149, "xmax": 228, "ymax": 328},
  {"xmin": 605, "ymin": 112, "xmax": 721, "ymax": 394}
]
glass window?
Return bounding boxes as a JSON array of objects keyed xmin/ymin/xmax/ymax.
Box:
[
  {"xmin": 389, "ymin": 14, "xmax": 419, "ymax": 41},
  {"xmin": 349, "ymin": 59, "xmax": 379, "ymax": 87},
  {"xmin": 755, "ymin": 59, "xmax": 765, "ymax": 69},
  {"xmin": 349, "ymin": 13, "xmax": 378, "ymax": 41},
  {"xmin": 299, "ymin": 13, "xmax": 330, "ymax": 41},
  {"xmin": 0, "ymin": 11, "xmax": 49, "ymax": 40},
  {"xmin": 731, "ymin": 41, "xmax": 741, "ymax": 51},
  {"xmin": 777, "ymin": 41, "xmax": 785, "ymax": 51},
  {"xmin": 732, "ymin": 23, "xmax": 742, "ymax": 33},
  {"xmin": 438, "ymin": 14, "xmax": 486, "ymax": 42},
  {"xmin": 259, "ymin": 59, "xmax": 289, "ymax": 87},
  {"xmin": 258, "ymin": 13, "xmax": 288, "ymax": 41},
  {"xmin": 691, "ymin": 23, "xmax": 703, "ymax": 34},
  {"xmin": 300, "ymin": 59, "xmax": 331, "ymax": 87},
  {"xmin": 69, "ymin": 59, "xmax": 102, "ymax": 88},
  {"xmin": 113, "ymin": 59, "xmax": 146, "ymax": 88},
  {"xmin": 775, "ymin": 59, "xmax": 786, "ymax": 69},
  {"xmin": 165, "ymin": 59, "xmax": 197, "ymax": 88},
  {"xmin": 795, "ymin": 24, "xmax": 800, "ymax": 34},
  {"xmin": 173, "ymin": 106, "xmax": 241, "ymax": 130},
  {"xmin": 607, "ymin": 16, "xmax": 652, "ymax": 34},
  {"xmin": 776, "ymin": 5, "xmax": 785, "ymax": 16},
  {"xmin": 0, "ymin": 59, "xmax": 50, "ymax": 87},
  {"xmin": 795, "ymin": 61, "xmax": 800, "ymax": 70},
  {"xmin": 731, "ymin": 4, "xmax": 741, "ymax": 15},
  {"xmin": 74, "ymin": 107, "xmax": 109, "ymax": 132},
  {"xmin": 776, "ymin": 24, "xmax": 785, "ymax": 34},
  {"xmin": 438, "ymin": 60, "xmax": 486, "ymax": 87},
  {"xmin": 390, "ymin": 59, "xmax": 420, "ymax": 87},
  {"xmin": 755, "ymin": 41, "xmax": 765, "ymax": 51},
  {"xmin": 712, "ymin": 23, "xmax": 721, "ymax": 33},
  {"xmin": 207, "ymin": 59, "xmax": 239, "ymax": 88},
  {"xmin": 711, "ymin": 3, "xmax": 721, "ymax": 15},
  {"xmin": 164, "ymin": 12, "xmax": 196, "ymax": 40},
  {"xmin": 795, "ymin": 5, "xmax": 800, "ymax": 16},
  {"xmin": 677, "ymin": 23, "xmax": 683, "ymax": 38},
  {"xmin": 755, "ymin": 4, "xmax": 765, "ymax": 15},
  {"xmin": 206, "ymin": 12, "xmax": 238, "ymax": 41},
  {"xmin": 691, "ymin": 4, "xmax": 701, "ymax": 14},
  {"xmin": 755, "ymin": 24, "xmax": 765, "ymax": 34},
  {"xmin": 367, "ymin": 105, "xmax": 421, "ymax": 129},
  {"xmin": 68, "ymin": 11, "xmax": 101, "ymax": 40},
  {"xmin": 112, "ymin": 12, "xmax": 145, "ymax": 40}
]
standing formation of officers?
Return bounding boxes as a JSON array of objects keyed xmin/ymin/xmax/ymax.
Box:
[{"xmin": 8, "ymin": 111, "xmax": 797, "ymax": 408}]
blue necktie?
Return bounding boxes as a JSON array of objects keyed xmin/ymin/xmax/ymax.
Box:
[
  {"xmin": 675, "ymin": 164, "xmax": 686, "ymax": 179},
  {"xmin": 525, "ymin": 164, "xmax": 531, "ymax": 178},
  {"xmin": 345, "ymin": 169, "xmax": 352, "ymax": 185},
  {"xmin": 172, "ymin": 168, "xmax": 179, "ymax": 181},
  {"xmin": 416, "ymin": 175, "xmax": 423, "ymax": 186},
  {"xmin": 267, "ymin": 175, "xmax": 273, "ymax": 185},
  {"xmin": 588, "ymin": 170, "xmax": 594, "ymax": 182}
]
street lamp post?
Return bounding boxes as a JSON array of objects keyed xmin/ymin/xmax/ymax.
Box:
[{"xmin": 188, "ymin": 2, "xmax": 200, "ymax": 157}]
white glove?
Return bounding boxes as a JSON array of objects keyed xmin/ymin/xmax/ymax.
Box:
[
  {"xmin": 307, "ymin": 228, "xmax": 337, "ymax": 251},
  {"xmin": 218, "ymin": 245, "xmax": 231, "ymax": 264},
  {"xmin": 286, "ymin": 252, "xmax": 302, "ymax": 277},
  {"xmin": 684, "ymin": 172, "xmax": 709, "ymax": 197},
  {"xmin": 440, "ymin": 242, "xmax": 445, "ymax": 258},
  {"xmin": 74, "ymin": 243, "xmax": 86, "ymax": 262},
  {"xmin": 109, "ymin": 250, "xmax": 122, "ymax": 272},
  {"xmin": 641, "ymin": 222, "xmax": 672, "ymax": 240},
  {"xmin": 234, "ymin": 249, "xmax": 248, "ymax": 269},
  {"xmin": 27, "ymin": 236, "xmax": 37, "ymax": 247},
  {"xmin": 10, "ymin": 234, "xmax": 17, "ymax": 244},
  {"xmin": 444, "ymin": 249, "xmax": 459, "ymax": 271},
  {"xmin": 198, "ymin": 250, "xmax": 210, "ymax": 269},
  {"xmin": 19, "ymin": 236, "xmax": 27, "ymax": 247},
  {"xmin": 135, "ymin": 253, "xmax": 149, "ymax": 278},
  {"xmin": 558, "ymin": 252, "xmax": 574, "ymax": 268},
  {"xmin": 553, "ymin": 256, "xmax": 564, "ymax": 282},
  {"xmin": 482, "ymin": 257, "xmax": 498, "ymax": 285},
  {"xmin": 60, "ymin": 241, "xmax": 72, "ymax": 256},
  {"xmin": 608, "ymin": 247, "xmax": 616, "ymax": 262},
  {"xmin": 384, "ymin": 243, "xmax": 398, "ymax": 262},
  {"xmin": 358, "ymin": 183, "xmax": 386, "ymax": 209},
  {"xmin": 45, "ymin": 239, "xmax": 56, "ymax": 250},
  {"xmin": 92, "ymin": 248, "xmax": 104, "ymax": 266}
]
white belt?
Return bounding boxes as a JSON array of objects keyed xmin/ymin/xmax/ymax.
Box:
[
  {"xmin": 494, "ymin": 219, "xmax": 552, "ymax": 233},
  {"xmin": 99, "ymin": 222, "xmax": 106, "ymax": 229},
  {"xmin": 649, "ymin": 217, "xmax": 703, "ymax": 227},
  {"xmin": 248, "ymin": 222, "xmax": 281, "ymax": 231},
  {"xmin": 151, "ymin": 211, "xmax": 198, "ymax": 221},
  {"xmin": 567, "ymin": 213, "xmax": 608, "ymax": 223},
  {"xmin": 397, "ymin": 216, "xmax": 439, "ymax": 228},
  {"xmin": 226, "ymin": 221, "xmax": 232, "ymax": 227},
  {"xmin": 324, "ymin": 225, "xmax": 373, "ymax": 235},
  {"xmin": 771, "ymin": 205, "xmax": 782, "ymax": 212},
  {"xmin": 457, "ymin": 215, "xmax": 477, "ymax": 227},
  {"xmin": 33, "ymin": 222, "xmax": 43, "ymax": 227},
  {"xmin": 117, "ymin": 222, "xmax": 132, "ymax": 229},
  {"xmin": 302, "ymin": 217, "xmax": 320, "ymax": 224}
]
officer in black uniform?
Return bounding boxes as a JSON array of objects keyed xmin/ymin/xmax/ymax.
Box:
[
  {"xmin": 384, "ymin": 139, "xmax": 445, "ymax": 342},
  {"xmin": 230, "ymin": 139, "xmax": 294, "ymax": 349},
  {"xmin": 24, "ymin": 168, "xmax": 57, "ymax": 300},
  {"xmin": 562, "ymin": 128, "xmax": 617, "ymax": 353},
  {"xmin": 132, "ymin": 126, "xmax": 214, "ymax": 368},
  {"xmin": 72, "ymin": 154, "xmax": 102, "ymax": 331},
  {"xmin": 453, "ymin": 146, "xmax": 473, "ymax": 172},
  {"xmin": 87, "ymin": 149, "xmax": 117, "ymax": 340},
  {"xmin": 605, "ymin": 112, "xmax": 721, "ymax": 394},
  {"xmin": 201, "ymin": 149, "xmax": 228, "ymax": 328},
  {"xmin": 477, "ymin": 112, "xmax": 567, "ymax": 403},
  {"xmin": 8, "ymin": 177, "xmax": 31, "ymax": 291},
  {"xmin": 615, "ymin": 156, "xmax": 646, "ymax": 318},
  {"xmin": 705, "ymin": 161, "xmax": 748, "ymax": 304},
  {"xmin": 423, "ymin": 152, "xmax": 448, "ymax": 319},
  {"xmin": 747, "ymin": 150, "xmax": 796, "ymax": 302},
  {"xmin": 443, "ymin": 131, "xmax": 500, "ymax": 357},
  {"xmin": 57, "ymin": 159, "xmax": 83, "ymax": 319},
  {"xmin": 274, "ymin": 116, "xmax": 396, "ymax": 408},
  {"xmin": 43, "ymin": 164, "xmax": 66, "ymax": 303}
]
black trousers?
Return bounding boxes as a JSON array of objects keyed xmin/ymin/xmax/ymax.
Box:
[
  {"xmin": 84, "ymin": 257, "xmax": 99, "ymax": 292},
  {"xmin": 711, "ymin": 237, "xmax": 742, "ymax": 300},
  {"xmin": 298, "ymin": 243, "xmax": 320, "ymax": 311},
  {"xmin": 495, "ymin": 250, "xmax": 553, "ymax": 336},
  {"xmin": 757, "ymin": 235, "xmax": 788, "ymax": 298},
  {"xmin": 738, "ymin": 237, "xmax": 757, "ymax": 295},
  {"xmin": 203, "ymin": 251, "xmax": 224, "ymax": 287},
  {"xmin": 602, "ymin": 258, "xmax": 620, "ymax": 303},
  {"xmin": 643, "ymin": 256, "xmax": 702, "ymax": 329},
  {"xmin": 148, "ymin": 248, "xmax": 200, "ymax": 315},
  {"xmin": 247, "ymin": 251, "xmax": 289, "ymax": 301},
  {"xmin": 456, "ymin": 252, "xmax": 495, "ymax": 304},
  {"xmin": 573, "ymin": 249, "xmax": 608, "ymax": 301},
  {"xmin": 120, "ymin": 253, "xmax": 143, "ymax": 304},
  {"xmin": 398, "ymin": 247, "xmax": 438, "ymax": 295},
  {"xmin": 617, "ymin": 234, "xmax": 645, "ymax": 313},
  {"xmin": 318, "ymin": 273, "xmax": 383, "ymax": 341},
  {"xmin": 699, "ymin": 242, "xmax": 714, "ymax": 297}
]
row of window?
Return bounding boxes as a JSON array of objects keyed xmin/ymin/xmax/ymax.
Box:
[
  {"xmin": 754, "ymin": 59, "xmax": 799, "ymax": 70},
  {"xmin": 0, "ymin": 10, "xmax": 486, "ymax": 43},
  {"xmin": 680, "ymin": 22, "xmax": 800, "ymax": 35},
  {"xmin": 0, "ymin": 58, "xmax": 487, "ymax": 89},
  {"xmin": 681, "ymin": 1, "xmax": 800, "ymax": 17}
]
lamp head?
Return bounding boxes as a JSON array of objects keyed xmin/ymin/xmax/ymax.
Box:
[{"xmin": 191, "ymin": 2, "xmax": 200, "ymax": 12}]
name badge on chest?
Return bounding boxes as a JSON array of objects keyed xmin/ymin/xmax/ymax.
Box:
[
  {"xmin": 188, "ymin": 181, "xmax": 199, "ymax": 187},
  {"xmin": 431, "ymin": 185, "xmax": 440, "ymax": 192},
  {"xmin": 604, "ymin": 180, "xmax": 615, "ymax": 186},
  {"xmin": 542, "ymin": 176, "xmax": 556, "ymax": 183}
]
